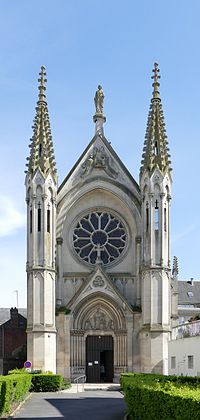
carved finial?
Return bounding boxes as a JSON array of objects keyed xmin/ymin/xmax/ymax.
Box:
[
  {"xmin": 151, "ymin": 62, "xmax": 160, "ymax": 100},
  {"xmin": 172, "ymin": 256, "xmax": 179, "ymax": 279},
  {"xmin": 38, "ymin": 65, "xmax": 47, "ymax": 103}
]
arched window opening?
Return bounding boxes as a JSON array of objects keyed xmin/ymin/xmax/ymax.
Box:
[
  {"xmin": 164, "ymin": 208, "xmax": 167, "ymax": 232},
  {"xmin": 39, "ymin": 143, "xmax": 42, "ymax": 157},
  {"xmin": 146, "ymin": 205, "xmax": 149, "ymax": 232},
  {"xmin": 38, "ymin": 203, "xmax": 41, "ymax": 232},
  {"xmin": 30, "ymin": 209, "xmax": 32, "ymax": 234},
  {"xmin": 154, "ymin": 141, "xmax": 158, "ymax": 156},
  {"xmin": 154, "ymin": 200, "xmax": 159, "ymax": 230},
  {"xmin": 47, "ymin": 208, "xmax": 50, "ymax": 233}
]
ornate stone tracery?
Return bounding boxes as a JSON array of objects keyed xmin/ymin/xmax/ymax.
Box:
[{"xmin": 73, "ymin": 211, "xmax": 127, "ymax": 265}]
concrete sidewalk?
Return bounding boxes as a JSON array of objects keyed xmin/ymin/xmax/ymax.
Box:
[{"xmin": 13, "ymin": 389, "xmax": 126, "ymax": 420}]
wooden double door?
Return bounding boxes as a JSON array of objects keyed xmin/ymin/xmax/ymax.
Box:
[{"xmin": 86, "ymin": 335, "xmax": 114, "ymax": 383}]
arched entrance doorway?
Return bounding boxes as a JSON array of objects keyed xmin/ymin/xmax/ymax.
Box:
[
  {"xmin": 86, "ymin": 335, "xmax": 114, "ymax": 383},
  {"xmin": 70, "ymin": 292, "xmax": 127, "ymax": 381}
]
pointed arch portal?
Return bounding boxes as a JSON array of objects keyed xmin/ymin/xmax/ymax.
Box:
[{"xmin": 70, "ymin": 293, "xmax": 127, "ymax": 381}]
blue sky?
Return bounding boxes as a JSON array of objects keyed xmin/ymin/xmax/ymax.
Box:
[{"xmin": 0, "ymin": 0, "xmax": 199, "ymax": 307}]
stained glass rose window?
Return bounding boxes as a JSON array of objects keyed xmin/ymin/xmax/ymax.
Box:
[{"xmin": 73, "ymin": 211, "xmax": 126, "ymax": 265}]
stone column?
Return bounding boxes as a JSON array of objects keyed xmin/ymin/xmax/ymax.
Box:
[
  {"xmin": 56, "ymin": 237, "xmax": 63, "ymax": 306},
  {"xmin": 135, "ymin": 236, "xmax": 141, "ymax": 307}
]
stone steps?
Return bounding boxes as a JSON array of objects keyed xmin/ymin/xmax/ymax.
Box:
[{"xmin": 62, "ymin": 383, "xmax": 120, "ymax": 393}]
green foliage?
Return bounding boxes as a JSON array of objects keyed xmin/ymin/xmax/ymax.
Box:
[
  {"xmin": 0, "ymin": 373, "xmax": 32, "ymax": 415},
  {"xmin": 62, "ymin": 378, "xmax": 71, "ymax": 390},
  {"xmin": 0, "ymin": 371, "xmax": 70, "ymax": 414},
  {"xmin": 131, "ymin": 305, "xmax": 142, "ymax": 312},
  {"xmin": 121, "ymin": 373, "xmax": 200, "ymax": 420},
  {"xmin": 56, "ymin": 306, "xmax": 71, "ymax": 315},
  {"xmin": 31, "ymin": 374, "xmax": 69, "ymax": 392},
  {"xmin": 8, "ymin": 367, "xmax": 27, "ymax": 375}
]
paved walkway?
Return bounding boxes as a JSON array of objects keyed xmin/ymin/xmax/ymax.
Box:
[{"xmin": 13, "ymin": 386, "xmax": 126, "ymax": 420}]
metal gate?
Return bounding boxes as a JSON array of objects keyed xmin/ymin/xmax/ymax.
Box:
[{"xmin": 86, "ymin": 335, "xmax": 114, "ymax": 383}]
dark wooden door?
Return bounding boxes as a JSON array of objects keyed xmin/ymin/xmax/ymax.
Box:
[{"xmin": 86, "ymin": 335, "xmax": 114, "ymax": 383}]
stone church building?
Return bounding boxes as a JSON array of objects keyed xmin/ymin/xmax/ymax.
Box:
[{"xmin": 25, "ymin": 64, "xmax": 177, "ymax": 382}]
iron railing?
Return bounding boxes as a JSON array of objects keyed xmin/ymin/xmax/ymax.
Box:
[
  {"xmin": 74, "ymin": 374, "xmax": 86, "ymax": 392},
  {"xmin": 171, "ymin": 320, "xmax": 200, "ymax": 340}
]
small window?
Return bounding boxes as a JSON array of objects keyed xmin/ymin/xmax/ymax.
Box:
[
  {"xmin": 171, "ymin": 356, "xmax": 176, "ymax": 369},
  {"xmin": 146, "ymin": 206, "xmax": 149, "ymax": 232},
  {"xmin": 164, "ymin": 208, "xmax": 167, "ymax": 232},
  {"xmin": 187, "ymin": 291, "xmax": 194, "ymax": 297},
  {"xmin": 154, "ymin": 200, "xmax": 159, "ymax": 230},
  {"xmin": 47, "ymin": 209, "xmax": 50, "ymax": 233},
  {"xmin": 155, "ymin": 141, "xmax": 158, "ymax": 156},
  {"xmin": 30, "ymin": 209, "xmax": 32, "ymax": 234},
  {"xmin": 38, "ymin": 208, "xmax": 41, "ymax": 232},
  {"xmin": 39, "ymin": 143, "xmax": 42, "ymax": 157},
  {"xmin": 188, "ymin": 355, "xmax": 194, "ymax": 369}
]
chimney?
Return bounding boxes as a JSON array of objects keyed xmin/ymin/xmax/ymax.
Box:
[{"xmin": 10, "ymin": 307, "xmax": 18, "ymax": 326}]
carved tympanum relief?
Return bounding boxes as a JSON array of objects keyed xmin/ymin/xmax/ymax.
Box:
[{"xmin": 84, "ymin": 308, "xmax": 114, "ymax": 330}]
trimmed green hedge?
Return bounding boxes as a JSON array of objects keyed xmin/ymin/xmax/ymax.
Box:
[
  {"xmin": 0, "ymin": 373, "xmax": 32, "ymax": 415},
  {"xmin": 121, "ymin": 373, "xmax": 200, "ymax": 420},
  {"xmin": 31, "ymin": 374, "xmax": 65, "ymax": 392},
  {"xmin": 0, "ymin": 371, "xmax": 70, "ymax": 415}
]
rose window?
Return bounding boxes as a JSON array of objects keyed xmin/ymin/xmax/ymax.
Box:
[{"xmin": 73, "ymin": 211, "xmax": 126, "ymax": 265}]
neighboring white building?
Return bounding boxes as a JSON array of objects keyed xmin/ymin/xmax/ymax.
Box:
[
  {"xmin": 178, "ymin": 279, "xmax": 200, "ymax": 323},
  {"xmin": 25, "ymin": 64, "xmax": 177, "ymax": 381},
  {"xmin": 169, "ymin": 320, "xmax": 200, "ymax": 376}
]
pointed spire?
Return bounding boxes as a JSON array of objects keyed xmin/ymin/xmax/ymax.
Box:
[
  {"xmin": 140, "ymin": 63, "xmax": 172, "ymax": 178},
  {"xmin": 25, "ymin": 66, "xmax": 57, "ymax": 182}
]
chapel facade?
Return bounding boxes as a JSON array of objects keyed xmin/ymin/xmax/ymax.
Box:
[{"xmin": 25, "ymin": 64, "xmax": 177, "ymax": 381}]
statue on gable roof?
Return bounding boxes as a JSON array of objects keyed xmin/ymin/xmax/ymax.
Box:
[{"xmin": 94, "ymin": 85, "xmax": 104, "ymax": 115}]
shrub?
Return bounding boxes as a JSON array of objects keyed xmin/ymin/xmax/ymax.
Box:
[
  {"xmin": 121, "ymin": 373, "xmax": 200, "ymax": 420},
  {"xmin": 31, "ymin": 374, "xmax": 65, "ymax": 392},
  {"xmin": 56, "ymin": 306, "xmax": 71, "ymax": 315},
  {"xmin": 8, "ymin": 367, "xmax": 27, "ymax": 375},
  {"xmin": 0, "ymin": 373, "xmax": 32, "ymax": 415}
]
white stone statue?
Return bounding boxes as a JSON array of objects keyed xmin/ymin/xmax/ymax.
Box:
[{"xmin": 94, "ymin": 85, "xmax": 104, "ymax": 115}]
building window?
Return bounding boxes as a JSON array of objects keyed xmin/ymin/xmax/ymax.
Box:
[
  {"xmin": 30, "ymin": 209, "xmax": 32, "ymax": 234},
  {"xmin": 146, "ymin": 206, "xmax": 149, "ymax": 232},
  {"xmin": 39, "ymin": 143, "xmax": 42, "ymax": 157},
  {"xmin": 38, "ymin": 208, "xmax": 41, "ymax": 232},
  {"xmin": 73, "ymin": 211, "xmax": 127, "ymax": 265},
  {"xmin": 154, "ymin": 141, "xmax": 158, "ymax": 156},
  {"xmin": 47, "ymin": 209, "xmax": 50, "ymax": 233},
  {"xmin": 154, "ymin": 200, "xmax": 159, "ymax": 230},
  {"xmin": 188, "ymin": 355, "xmax": 194, "ymax": 369},
  {"xmin": 164, "ymin": 208, "xmax": 167, "ymax": 232},
  {"xmin": 171, "ymin": 356, "xmax": 176, "ymax": 369}
]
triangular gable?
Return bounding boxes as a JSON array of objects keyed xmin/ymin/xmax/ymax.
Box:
[
  {"xmin": 58, "ymin": 133, "xmax": 140, "ymax": 197},
  {"xmin": 67, "ymin": 265, "xmax": 133, "ymax": 313}
]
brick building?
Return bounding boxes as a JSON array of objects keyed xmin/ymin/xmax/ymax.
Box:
[{"xmin": 0, "ymin": 307, "xmax": 27, "ymax": 374}]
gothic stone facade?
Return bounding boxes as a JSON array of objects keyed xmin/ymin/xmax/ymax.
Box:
[{"xmin": 25, "ymin": 65, "xmax": 177, "ymax": 381}]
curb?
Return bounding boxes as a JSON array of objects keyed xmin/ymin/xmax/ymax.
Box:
[{"xmin": 6, "ymin": 393, "xmax": 32, "ymax": 419}]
